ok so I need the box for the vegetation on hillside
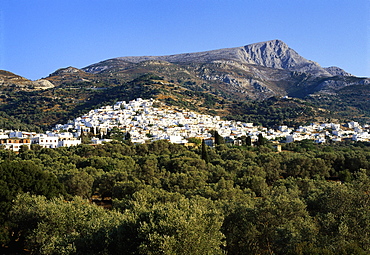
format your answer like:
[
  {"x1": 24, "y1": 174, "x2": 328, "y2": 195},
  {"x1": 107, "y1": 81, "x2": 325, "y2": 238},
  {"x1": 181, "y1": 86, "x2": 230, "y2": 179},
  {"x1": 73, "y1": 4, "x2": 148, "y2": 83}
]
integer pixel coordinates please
[
  {"x1": 1, "y1": 71, "x2": 366, "y2": 132},
  {"x1": 2, "y1": 49, "x2": 370, "y2": 133},
  {"x1": 227, "y1": 97, "x2": 325, "y2": 127},
  {"x1": 307, "y1": 84, "x2": 370, "y2": 123}
]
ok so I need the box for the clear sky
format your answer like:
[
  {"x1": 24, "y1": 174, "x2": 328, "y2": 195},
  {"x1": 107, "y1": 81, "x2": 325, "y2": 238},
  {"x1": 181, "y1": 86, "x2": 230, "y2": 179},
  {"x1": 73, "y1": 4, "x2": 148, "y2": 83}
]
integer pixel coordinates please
[{"x1": 1, "y1": 0, "x2": 369, "y2": 80}]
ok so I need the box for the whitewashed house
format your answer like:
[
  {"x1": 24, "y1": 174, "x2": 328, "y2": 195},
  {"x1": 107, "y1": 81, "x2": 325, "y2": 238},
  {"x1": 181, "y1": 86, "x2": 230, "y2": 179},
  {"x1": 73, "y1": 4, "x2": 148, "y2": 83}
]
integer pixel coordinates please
[{"x1": 32, "y1": 134, "x2": 59, "y2": 148}]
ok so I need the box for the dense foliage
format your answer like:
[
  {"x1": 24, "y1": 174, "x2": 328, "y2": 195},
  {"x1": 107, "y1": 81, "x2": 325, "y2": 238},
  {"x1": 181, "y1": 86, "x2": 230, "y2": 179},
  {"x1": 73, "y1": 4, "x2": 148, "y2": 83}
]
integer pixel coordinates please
[
  {"x1": 1, "y1": 140, "x2": 370, "y2": 254},
  {"x1": 228, "y1": 97, "x2": 321, "y2": 127}
]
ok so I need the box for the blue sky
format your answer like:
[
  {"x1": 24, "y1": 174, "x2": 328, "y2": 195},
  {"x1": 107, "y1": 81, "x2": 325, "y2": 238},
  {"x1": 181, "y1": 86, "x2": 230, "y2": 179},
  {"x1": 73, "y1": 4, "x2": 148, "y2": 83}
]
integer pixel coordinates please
[{"x1": 1, "y1": 0, "x2": 369, "y2": 80}]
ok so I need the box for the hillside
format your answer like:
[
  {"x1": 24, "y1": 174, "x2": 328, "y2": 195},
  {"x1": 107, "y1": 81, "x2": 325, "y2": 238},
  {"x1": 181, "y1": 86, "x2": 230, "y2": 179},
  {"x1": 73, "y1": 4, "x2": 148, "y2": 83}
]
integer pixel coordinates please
[
  {"x1": 0, "y1": 39, "x2": 369, "y2": 129},
  {"x1": 82, "y1": 40, "x2": 369, "y2": 103},
  {"x1": 0, "y1": 70, "x2": 54, "y2": 90},
  {"x1": 98, "y1": 40, "x2": 334, "y2": 76}
]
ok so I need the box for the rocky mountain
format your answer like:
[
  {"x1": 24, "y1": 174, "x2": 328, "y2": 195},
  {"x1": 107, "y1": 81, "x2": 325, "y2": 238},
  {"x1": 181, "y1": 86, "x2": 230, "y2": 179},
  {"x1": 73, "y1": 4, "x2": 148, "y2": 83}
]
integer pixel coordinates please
[
  {"x1": 81, "y1": 40, "x2": 368, "y2": 100},
  {"x1": 86, "y1": 40, "x2": 331, "y2": 76},
  {"x1": 0, "y1": 39, "x2": 369, "y2": 129}
]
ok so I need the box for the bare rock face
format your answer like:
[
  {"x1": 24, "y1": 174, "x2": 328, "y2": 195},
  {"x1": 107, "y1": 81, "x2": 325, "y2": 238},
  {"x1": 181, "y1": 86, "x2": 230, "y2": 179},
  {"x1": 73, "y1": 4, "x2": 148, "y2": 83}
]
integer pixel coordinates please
[
  {"x1": 32, "y1": 79, "x2": 55, "y2": 89},
  {"x1": 324, "y1": 66, "x2": 353, "y2": 76},
  {"x1": 241, "y1": 40, "x2": 331, "y2": 76}
]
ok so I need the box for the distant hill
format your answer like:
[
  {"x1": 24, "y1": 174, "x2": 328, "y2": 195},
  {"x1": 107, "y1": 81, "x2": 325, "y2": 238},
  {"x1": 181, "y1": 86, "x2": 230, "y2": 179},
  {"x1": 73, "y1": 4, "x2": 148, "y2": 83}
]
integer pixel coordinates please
[{"x1": 0, "y1": 70, "x2": 54, "y2": 90}]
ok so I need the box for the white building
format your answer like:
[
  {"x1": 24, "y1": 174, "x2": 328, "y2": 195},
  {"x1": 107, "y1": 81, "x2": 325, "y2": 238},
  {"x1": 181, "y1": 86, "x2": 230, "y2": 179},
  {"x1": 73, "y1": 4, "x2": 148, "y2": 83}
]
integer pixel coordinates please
[
  {"x1": 58, "y1": 138, "x2": 81, "y2": 147},
  {"x1": 0, "y1": 137, "x2": 31, "y2": 152},
  {"x1": 32, "y1": 134, "x2": 59, "y2": 148}
]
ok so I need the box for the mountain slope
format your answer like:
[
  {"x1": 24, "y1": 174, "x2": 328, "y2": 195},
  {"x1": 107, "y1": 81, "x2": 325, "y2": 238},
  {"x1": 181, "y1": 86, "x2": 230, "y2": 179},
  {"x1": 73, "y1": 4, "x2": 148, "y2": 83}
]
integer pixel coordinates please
[
  {"x1": 0, "y1": 39, "x2": 369, "y2": 129},
  {"x1": 83, "y1": 40, "x2": 367, "y2": 99},
  {"x1": 242, "y1": 40, "x2": 331, "y2": 76},
  {"x1": 0, "y1": 70, "x2": 54, "y2": 90}
]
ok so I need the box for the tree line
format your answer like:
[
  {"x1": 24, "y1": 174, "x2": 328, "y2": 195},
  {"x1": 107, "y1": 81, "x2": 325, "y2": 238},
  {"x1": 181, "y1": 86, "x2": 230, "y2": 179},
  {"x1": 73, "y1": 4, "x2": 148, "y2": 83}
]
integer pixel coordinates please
[{"x1": 1, "y1": 139, "x2": 370, "y2": 254}]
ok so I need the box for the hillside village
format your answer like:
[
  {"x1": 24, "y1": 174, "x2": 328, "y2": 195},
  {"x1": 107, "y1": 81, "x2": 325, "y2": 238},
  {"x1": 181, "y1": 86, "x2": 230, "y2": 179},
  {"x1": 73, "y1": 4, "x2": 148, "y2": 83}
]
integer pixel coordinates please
[{"x1": 1, "y1": 98, "x2": 370, "y2": 152}]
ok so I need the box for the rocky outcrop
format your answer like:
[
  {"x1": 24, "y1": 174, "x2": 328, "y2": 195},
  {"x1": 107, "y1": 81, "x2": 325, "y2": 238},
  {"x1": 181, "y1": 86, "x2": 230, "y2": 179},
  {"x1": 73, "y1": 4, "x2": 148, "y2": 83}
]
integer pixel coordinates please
[
  {"x1": 32, "y1": 79, "x2": 55, "y2": 89},
  {"x1": 241, "y1": 40, "x2": 332, "y2": 76},
  {"x1": 324, "y1": 66, "x2": 353, "y2": 77}
]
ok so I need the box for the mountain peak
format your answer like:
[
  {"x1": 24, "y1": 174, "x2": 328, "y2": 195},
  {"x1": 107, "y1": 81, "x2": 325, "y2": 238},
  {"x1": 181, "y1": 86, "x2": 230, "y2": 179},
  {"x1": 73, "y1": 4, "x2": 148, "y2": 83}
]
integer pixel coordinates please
[
  {"x1": 248, "y1": 39, "x2": 287, "y2": 47},
  {"x1": 49, "y1": 66, "x2": 84, "y2": 77},
  {"x1": 241, "y1": 40, "x2": 331, "y2": 76}
]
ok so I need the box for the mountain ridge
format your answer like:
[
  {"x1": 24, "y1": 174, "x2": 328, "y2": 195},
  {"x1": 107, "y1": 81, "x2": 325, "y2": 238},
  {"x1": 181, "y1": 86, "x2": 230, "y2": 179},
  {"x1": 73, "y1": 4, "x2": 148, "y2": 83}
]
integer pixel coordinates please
[
  {"x1": 84, "y1": 39, "x2": 349, "y2": 77},
  {"x1": 80, "y1": 39, "x2": 366, "y2": 102}
]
